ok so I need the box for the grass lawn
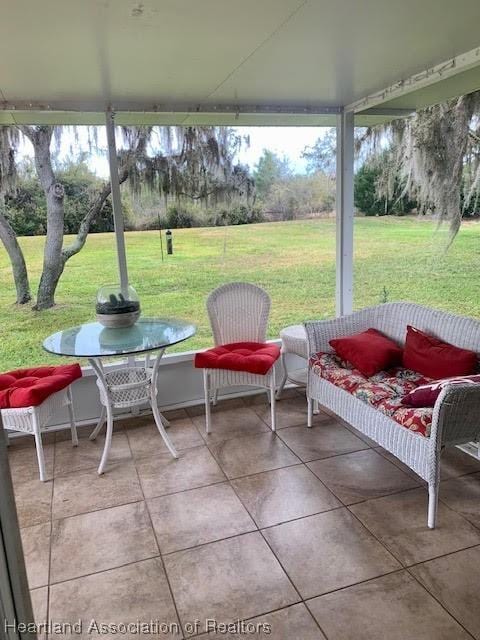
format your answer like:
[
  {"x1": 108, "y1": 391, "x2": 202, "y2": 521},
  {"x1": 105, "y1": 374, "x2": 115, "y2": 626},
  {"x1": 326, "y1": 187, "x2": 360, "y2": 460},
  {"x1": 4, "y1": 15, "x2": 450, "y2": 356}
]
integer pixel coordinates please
[{"x1": 0, "y1": 217, "x2": 479, "y2": 370}]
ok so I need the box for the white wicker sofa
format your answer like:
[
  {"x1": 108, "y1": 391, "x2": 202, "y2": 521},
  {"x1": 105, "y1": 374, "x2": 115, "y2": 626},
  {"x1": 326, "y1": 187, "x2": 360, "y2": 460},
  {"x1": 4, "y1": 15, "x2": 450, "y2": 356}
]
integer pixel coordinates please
[{"x1": 305, "y1": 302, "x2": 480, "y2": 529}]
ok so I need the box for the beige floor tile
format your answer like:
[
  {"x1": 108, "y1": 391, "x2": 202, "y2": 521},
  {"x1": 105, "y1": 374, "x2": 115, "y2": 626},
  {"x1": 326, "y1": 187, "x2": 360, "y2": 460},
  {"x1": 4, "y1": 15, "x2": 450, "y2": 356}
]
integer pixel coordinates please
[
  {"x1": 186, "y1": 398, "x2": 245, "y2": 417},
  {"x1": 308, "y1": 570, "x2": 470, "y2": 640},
  {"x1": 245, "y1": 388, "x2": 299, "y2": 405},
  {"x1": 52, "y1": 460, "x2": 143, "y2": 519},
  {"x1": 136, "y1": 445, "x2": 226, "y2": 499},
  {"x1": 54, "y1": 423, "x2": 107, "y2": 443},
  {"x1": 231, "y1": 465, "x2": 340, "y2": 528},
  {"x1": 263, "y1": 509, "x2": 399, "y2": 599},
  {"x1": 162, "y1": 408, "x2": 190, "y2": 421},
  {"x1": 192, "y1": 405, "x2": 270, "y2": 444},
  {"x1": 164, "y1": 532, "x2": 299, "y2": 636},
  {"x1": 251, "y1": 395, "x2": 330, "y2": 430},
  {"x1": 342, "y1": 422, "x2": 378, "y2": 447},
  {"x1": 440, "y1": 472, "x2": 480, "y2": 527},
  {"x1": 126, "y1": 416, "x2": 204, "y2": 458},
  {"x1": 14, "y1": 477, "x2": 53, "y2": 527},
  {"x1": 277, "y1": 422, "x2": 368, "y2": 462},
  {"x1": 21, "y1": 522, "x2": 50, "y2": 589},
  {"x1": 148, "y1": 482, "x2": 256, "y2": 554},
  {"x1": 350, "y1": 487, "x2": 480, "y2": 566},
  {"x1": 308, "y1": 449, "x2": 419, "y2": 505},
  {"x1": 50, "y1": 501, "x2": 158, "y2": 583},
  {"x1": 196, "y1": 603, "x2": 326, "y2": 639},
  {"x1": 375, "y1": 447, "x2": 424, "y2": 482},
  {"x1": 8, "y1": 442, "x2": 54, "y2": 482},
  {"x1": 30, "y1": 587, "x2": 48, "y2": 640},
  {"x1": 49, "y1": 558, "x2": 181, "y2": 639},
  {"x1": 410, "y1": 546, "x2": 480, "y2": 640},
  {"x1": 54, "y1": 432, "x2": 131, "y2": 477},
  {"x1": 440, "y1": 447, "x2": 480, "y2": 479},
  {"x1": 209, "y1": 433, "x2": 300, "y2": 479}
]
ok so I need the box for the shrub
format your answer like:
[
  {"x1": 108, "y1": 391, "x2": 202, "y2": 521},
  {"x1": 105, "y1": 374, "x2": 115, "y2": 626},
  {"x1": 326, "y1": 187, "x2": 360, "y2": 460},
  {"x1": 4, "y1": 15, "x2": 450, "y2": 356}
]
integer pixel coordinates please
[{"x1": 166, "y1": 203, "x2": 202, "y2": 228}]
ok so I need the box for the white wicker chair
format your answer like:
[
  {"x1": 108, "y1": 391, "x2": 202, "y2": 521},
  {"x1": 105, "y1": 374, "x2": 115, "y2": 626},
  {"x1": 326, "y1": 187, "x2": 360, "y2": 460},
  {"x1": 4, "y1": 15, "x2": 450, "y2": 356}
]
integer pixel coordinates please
[
  {"x1": 201, "y1": 282, "x2": 278, "y2": 433},
  {"x1": 305, "y1": 302, "x2": 480, "y2": 529},
  {"x1": 2, "y1": 387, "x2": 78, "y2": 481}
]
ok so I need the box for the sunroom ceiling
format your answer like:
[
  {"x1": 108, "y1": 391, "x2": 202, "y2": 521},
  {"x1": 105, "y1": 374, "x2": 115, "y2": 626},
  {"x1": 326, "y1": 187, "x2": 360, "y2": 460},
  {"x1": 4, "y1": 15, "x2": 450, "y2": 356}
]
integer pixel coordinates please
[{"x1": 1, "y1": 0, "x2": 480, "y2": 125}]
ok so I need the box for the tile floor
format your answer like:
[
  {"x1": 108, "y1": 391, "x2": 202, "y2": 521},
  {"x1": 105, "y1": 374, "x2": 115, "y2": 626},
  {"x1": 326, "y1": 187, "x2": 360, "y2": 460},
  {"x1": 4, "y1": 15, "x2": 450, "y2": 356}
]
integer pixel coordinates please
[{"x1": 8, "y1": 389, "x2": 480, "y2": 639}]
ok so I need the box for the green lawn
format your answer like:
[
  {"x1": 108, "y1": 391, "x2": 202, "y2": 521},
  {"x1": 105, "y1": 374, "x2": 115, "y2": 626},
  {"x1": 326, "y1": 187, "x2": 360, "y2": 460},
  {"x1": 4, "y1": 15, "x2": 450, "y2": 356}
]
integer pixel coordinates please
[{"x1": 1, "y1": 217, "x2": 479, "y2": 370}]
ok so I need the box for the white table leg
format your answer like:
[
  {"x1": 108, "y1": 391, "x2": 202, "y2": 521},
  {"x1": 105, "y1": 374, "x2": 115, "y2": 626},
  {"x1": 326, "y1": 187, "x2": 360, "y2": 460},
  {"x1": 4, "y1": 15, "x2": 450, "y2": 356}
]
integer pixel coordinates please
[
  {"x1": 89, "y1": 405, "x2": 106, "y2": 441},
  {"x1": 89, "y1": 358, "x2": 113, "y2": 474},
  {"x1": 150, "y1": 349, "x2": 178, "y2": 458}
]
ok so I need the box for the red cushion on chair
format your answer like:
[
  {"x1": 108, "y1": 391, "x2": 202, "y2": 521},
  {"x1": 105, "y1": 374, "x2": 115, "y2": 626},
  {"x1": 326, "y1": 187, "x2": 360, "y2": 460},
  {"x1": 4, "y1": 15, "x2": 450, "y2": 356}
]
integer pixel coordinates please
[
  {"x1": 0, "y1": 364, "x2": 82, "y2": 409},
  {"x1": 194, "y1": 342, "x2": 280, "y2": 375},
  {"x1": 329, "y1": 328, "x2": 402, "y2": 378},
  {"x1": 403, "y1": 326, "x2": 477, "y2": 379}
]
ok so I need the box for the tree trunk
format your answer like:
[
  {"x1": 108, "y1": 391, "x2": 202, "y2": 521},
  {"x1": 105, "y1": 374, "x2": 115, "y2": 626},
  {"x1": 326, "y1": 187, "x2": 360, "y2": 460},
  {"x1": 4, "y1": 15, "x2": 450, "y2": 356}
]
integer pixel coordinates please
[
  {"x1": 35, "y1": 259, "x2": 66, "y2": 310},
  {"x1": 21, "y1": 126, "x2": 65, "y2": 310},
  {"x1": 0, "y1": 199, "x2": 31, "y2": 304}
]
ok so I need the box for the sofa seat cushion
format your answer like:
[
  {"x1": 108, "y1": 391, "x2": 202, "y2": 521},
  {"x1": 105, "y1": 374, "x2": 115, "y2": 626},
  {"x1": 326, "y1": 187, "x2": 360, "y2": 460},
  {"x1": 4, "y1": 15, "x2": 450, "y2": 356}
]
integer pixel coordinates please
[
  {"x1": 310, "y1": 352, "x2": 433, "y2": 437},
  {"x1": 0, "y1": 364, "x2": 82, "y2": 409},
  {"x1": 389, "y1": 406, "x2": 433, "y2": 437},
  {"x1": 195, "y1": 341, "x2": 280, "y2": 375},
  {"x1": 310, "y1": 352, "x2": 368, "y2": 393}
]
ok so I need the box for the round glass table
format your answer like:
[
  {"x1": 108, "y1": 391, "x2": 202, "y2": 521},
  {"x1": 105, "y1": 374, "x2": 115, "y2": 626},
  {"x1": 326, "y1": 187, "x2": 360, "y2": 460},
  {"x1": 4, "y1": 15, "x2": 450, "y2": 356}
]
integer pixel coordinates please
[{"x1": 43, "y1": 317, "x2": 196, "y2": 474}]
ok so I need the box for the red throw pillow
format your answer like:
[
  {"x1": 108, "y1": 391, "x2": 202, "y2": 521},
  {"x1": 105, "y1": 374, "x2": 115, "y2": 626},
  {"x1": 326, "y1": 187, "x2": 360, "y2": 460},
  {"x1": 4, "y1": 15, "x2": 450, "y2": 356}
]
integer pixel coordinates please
[
  {"x1": 403, "y1": 374, "x2": 480, "y2": 407},
  {"x1": 403, "y1": 326, "x2": 477, "y2": 379},
  {"x1": 329, "y1": 328, "x2": 402, "y2": 378}
]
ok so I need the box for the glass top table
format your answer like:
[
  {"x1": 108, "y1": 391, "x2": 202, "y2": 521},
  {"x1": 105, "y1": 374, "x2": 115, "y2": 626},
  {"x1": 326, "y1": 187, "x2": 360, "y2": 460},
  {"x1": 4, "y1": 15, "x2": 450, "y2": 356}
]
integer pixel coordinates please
[
  {"x1": 43, "y1": 317, "x2": 196, "y2": 475},
  {"x1": 43, "y1": 317, "x2": 196, "y2": 358}
]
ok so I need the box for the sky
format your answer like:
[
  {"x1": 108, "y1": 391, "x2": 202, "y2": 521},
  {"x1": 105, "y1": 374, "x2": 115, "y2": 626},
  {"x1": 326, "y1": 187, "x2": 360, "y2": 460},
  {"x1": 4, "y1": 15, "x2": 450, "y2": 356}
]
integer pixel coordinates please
[{"x1": 19, "y1": 126, "x2": 327, "y2": 177}]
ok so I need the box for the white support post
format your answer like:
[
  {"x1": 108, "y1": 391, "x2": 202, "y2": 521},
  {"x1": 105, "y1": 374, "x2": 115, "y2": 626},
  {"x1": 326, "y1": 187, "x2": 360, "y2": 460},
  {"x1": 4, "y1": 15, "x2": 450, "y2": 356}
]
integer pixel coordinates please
[
  {"x1": 335, "y1": 110, "x2": 354, "y2": 317},
  {"x1": 105, "y1": 110, "x2": 129, "y2": 293}
]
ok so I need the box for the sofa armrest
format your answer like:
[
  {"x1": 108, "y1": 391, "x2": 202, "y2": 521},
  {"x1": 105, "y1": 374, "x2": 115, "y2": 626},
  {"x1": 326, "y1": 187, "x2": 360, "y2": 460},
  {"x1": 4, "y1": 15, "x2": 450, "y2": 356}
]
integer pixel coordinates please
[
  {"x1": 431, "y1": 383, "x2": 480, "y2": 448},
  {"x1": 304, "y1": 312, "x2": 373, "y2": 357}
]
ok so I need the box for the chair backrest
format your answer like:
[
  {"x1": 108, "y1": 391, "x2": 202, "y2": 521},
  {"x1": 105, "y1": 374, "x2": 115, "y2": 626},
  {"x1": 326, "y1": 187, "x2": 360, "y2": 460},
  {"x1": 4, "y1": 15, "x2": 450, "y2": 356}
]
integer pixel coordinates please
[
  {"x1": 206, "y1": 282, "x2": 271, "y2": 345},
  {"x1": 357, "y1": 302, "x2": 480, "y2": 355}
]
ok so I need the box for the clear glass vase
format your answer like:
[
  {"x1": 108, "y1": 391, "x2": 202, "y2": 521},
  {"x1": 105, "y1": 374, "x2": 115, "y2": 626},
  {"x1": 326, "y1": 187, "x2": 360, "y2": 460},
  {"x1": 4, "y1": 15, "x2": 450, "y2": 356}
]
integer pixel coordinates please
[{"x1": 95, "y1": 284, "x2": 141, "y2": 328}]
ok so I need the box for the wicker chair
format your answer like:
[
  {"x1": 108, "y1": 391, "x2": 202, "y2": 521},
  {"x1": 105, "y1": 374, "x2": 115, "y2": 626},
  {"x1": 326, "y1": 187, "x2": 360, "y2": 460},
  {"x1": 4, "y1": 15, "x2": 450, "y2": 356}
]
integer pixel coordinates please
[
  {"x1": 2, "y1": 387, "x2": 77, "y2": 481},
  {"x1": 305, "y1": 302, "x2": 480, "y2": 529},
  {"x1": 199, "y1": 282, "x2": 278, "y2": 433}
]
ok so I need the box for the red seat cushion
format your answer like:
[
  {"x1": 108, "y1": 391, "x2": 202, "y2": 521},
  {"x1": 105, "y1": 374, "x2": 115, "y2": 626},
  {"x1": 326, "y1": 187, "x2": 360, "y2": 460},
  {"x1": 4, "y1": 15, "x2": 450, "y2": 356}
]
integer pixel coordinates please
[
  {"x1": 329, "y1": 328, "x2": 403, "y2": 377},
  {"x1": 194, "y1": 342, "x2": 280, "y2": 375},
  {"x1": 0, "y1": 364, "x2": 82, "y2": 409},
  {"x1": 311, "y1": 352, "x2": 434, "y2": 436},
  {"x1": 403, "y1": 326, "x2": 478, "y2": 379}
]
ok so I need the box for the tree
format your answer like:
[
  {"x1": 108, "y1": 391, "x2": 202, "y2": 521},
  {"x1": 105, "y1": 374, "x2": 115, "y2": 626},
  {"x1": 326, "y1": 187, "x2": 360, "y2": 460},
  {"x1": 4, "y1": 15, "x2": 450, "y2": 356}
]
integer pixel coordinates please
[
  {"x1": 253, "y1": 150, "x2": 291, "y2": 201},
  {"x1": 0, "y1": 125, "x2": 251, "y2": 309},
  {"x1": 363, "y1": 90, "x2": 480, "y2": 244},
  {"x1": 301, "y1": 128, "x2": 336, "y2": 176},
  {"x1": 0, "y1": 127, "x2": 31, "y2": 304},
  {"x1": 5, "y1": 160, "x2": 116, "y2": 236},
  {"x1": 354, "y1": 157, "x2": 417, "y2": 216},
  {"x1": 266, "y1": 172, "x2": 335, "y2": 220},
  {"x1": 354, "y1": 163, "x2": 381, "y2": 215}
]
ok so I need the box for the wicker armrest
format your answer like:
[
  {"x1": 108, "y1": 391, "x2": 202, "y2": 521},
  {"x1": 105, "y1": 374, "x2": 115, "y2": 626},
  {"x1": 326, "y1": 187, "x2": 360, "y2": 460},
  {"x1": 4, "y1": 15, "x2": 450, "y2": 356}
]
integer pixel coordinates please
[
  {"x1": 431, "y1": 383, "x2": 480, "y2": 447},
  {"x1": 304, "y1": 313, "x2": 373, "y2": 357}
]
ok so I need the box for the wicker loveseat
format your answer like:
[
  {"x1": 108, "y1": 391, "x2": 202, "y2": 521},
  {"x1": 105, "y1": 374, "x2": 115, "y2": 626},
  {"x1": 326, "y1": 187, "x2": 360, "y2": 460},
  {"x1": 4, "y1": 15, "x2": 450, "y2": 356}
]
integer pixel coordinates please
[{"x1": 305, "y1": 302, "x2": 480, "y2": 529}]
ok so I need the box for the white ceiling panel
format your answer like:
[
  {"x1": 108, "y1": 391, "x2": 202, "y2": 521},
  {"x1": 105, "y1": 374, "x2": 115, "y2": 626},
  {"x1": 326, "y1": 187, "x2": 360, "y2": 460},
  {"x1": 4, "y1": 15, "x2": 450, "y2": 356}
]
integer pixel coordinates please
[{"x1": 1, "y1": 0, "x2": 480, "y2": 124}]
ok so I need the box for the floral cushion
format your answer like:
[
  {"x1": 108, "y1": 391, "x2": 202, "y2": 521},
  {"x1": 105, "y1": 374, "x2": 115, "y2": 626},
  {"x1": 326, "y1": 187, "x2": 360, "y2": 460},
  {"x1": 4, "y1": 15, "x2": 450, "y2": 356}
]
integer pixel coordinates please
[
  {"x1": 310, "y1": 353, "x2": 367, "y2": 393},
  {"x1": 311, "y1": 352, "x2": 434, "y2": 437}
]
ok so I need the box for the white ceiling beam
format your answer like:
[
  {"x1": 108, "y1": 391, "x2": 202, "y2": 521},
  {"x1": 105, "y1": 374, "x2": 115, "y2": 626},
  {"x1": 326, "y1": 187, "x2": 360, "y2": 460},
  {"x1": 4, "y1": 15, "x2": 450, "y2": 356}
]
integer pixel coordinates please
[
  {"x1": 0, "y1": 101, "x2": 342, "y2": 116},
  {"x1": 346, "y1": 45, "x2": 480, "y2": 114}
]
